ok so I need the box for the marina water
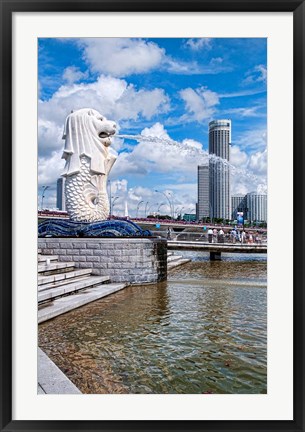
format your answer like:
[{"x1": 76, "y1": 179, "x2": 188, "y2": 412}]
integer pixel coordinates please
[{"x1": 39, "y1": 252, "x2": 267, "y2": 394}]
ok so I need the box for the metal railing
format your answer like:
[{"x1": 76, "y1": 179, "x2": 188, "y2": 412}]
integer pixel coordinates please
[{"x1": 150, "y1": 230, "x2": 267, "y2": 244}]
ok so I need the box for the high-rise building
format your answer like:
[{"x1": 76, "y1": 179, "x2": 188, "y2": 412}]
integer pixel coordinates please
[
  {"x1": 231, "y1": 195, "x2": 248, "y2": 220},
  {"x1": 246, "y1": 192, "x2": 267, "y2": 222},
  {"x1": 56, "y1": 177, "x2": 66, "y2": 211},
  {"x1": 197, "y1": 165, "x2": 209, "y2": 220},
  {"x1": 209, "y1": 119, "x2": 231, "y2": 220}
]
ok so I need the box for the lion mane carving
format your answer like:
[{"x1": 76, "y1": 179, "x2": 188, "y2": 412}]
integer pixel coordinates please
[{"x1": 62, "y1": 108, "x2": 117, "y2": 222}]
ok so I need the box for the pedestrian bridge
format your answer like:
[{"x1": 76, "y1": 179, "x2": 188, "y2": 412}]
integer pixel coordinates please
[{"x1": 167, "y1": 240, "x2": 267, "y2": 260}]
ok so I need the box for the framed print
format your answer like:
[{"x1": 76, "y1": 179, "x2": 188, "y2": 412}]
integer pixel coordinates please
[{"x1": 1, "y1": 1, "x2": 304, "y2": 431}]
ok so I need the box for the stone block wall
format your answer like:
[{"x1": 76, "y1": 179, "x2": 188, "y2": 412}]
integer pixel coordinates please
[{"x1": 38, "y1": 237, "x2": 167, "y2": 284}]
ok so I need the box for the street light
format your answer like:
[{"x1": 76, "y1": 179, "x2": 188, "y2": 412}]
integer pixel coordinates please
[
  {"x1": 107, "y1": 180, "x2": 112, "y2": 217},
  {"x1": 155, "y1": 190, "x2": 173, "y2": 219},
  {"x1": 187, "y1": 207, "x2": 195, "y2": 222},
  {"x1": 157, "y1": 202, "x2": 166, "y2": 213},
  {"x1": 111, "y1": 196, "x2": 119, "y2": 216},
  {"x1": 144, "y1": 201, "x2": 150, "y2": 218},
  {"x1": 174, "y1": 206, "x2": 180, "y2": 218},
  {"x1": 136, "y1": 200, "x2": 144, "y2": 218},
  {"x1": 147, "y1": 202, "x2": 158, "y2": 216},
  {"x1": 179, "y1": 207, "x2": 185, "y2": 220},
  {"x1": 41, "y1": 185, "x2": 49, "y2": 210}
]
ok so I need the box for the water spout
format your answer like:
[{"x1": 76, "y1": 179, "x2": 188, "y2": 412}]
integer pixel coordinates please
[{"x1": 117, "y1": 134, "x2": 267, "y2": 192}]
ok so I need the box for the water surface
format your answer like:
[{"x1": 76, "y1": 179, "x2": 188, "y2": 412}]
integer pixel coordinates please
[{"x1": 39, "y1": 253, "x2": 267, "y2": 394}]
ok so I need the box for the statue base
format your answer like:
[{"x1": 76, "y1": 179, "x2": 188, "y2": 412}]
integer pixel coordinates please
[{"x1": 38, "y1": 218, "x2": 151, "y2": 238}]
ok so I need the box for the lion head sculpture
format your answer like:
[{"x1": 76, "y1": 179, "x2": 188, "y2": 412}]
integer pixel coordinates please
[
  {"x1": 61, "y1": 108, "x2": 118, "y2": 222},
  {"x1": 62, "y1": 108, "x2": 117, "y2": 176}
]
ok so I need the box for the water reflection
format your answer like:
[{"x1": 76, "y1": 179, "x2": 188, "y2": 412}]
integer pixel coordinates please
[{"x1": 39, "y1": 254, "x2": 267, "y2": 394}]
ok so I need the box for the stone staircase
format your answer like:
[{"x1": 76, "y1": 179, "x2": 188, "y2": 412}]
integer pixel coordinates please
[
  {"x1": 38, "y1": 250, "x2": 127, "y2": 324},
  {"x1": 167, "y1": 252, "x2": 190, "y2": 270}
]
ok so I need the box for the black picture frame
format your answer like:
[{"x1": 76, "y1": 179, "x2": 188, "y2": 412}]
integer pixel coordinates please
[{"x1": 1, "y1": 1, "x2": 304, "y2": 431}]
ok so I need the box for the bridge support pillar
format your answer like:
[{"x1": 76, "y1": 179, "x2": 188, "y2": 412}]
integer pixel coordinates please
[{"x1": 210, "y1": 251, "x2": 221, "y2": 261}]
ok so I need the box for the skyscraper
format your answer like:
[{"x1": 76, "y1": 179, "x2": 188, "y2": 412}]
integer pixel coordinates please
[
  {"x1": 209, "y1": 119, "x2": 231, "y2": 220},
  {"x1": 246, "y1": 192, "x2": 267, "y2": 222},
  {"x1": 197, "y1": 165, "x2": 209, "y2": 220},
  {"x1": 231, "y1": 193, "x2": 267, "y2": 222},
  {"x1": 231, "y1": 195, "x2": 247, "y2": 220},
  {"x1": 56, "y1": 177, "x2": 66, "y2": 211}
]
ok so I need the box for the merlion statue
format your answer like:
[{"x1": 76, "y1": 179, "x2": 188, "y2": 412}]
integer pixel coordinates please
[{"x1": 61, "y1": 108, "x2": 117, "y2": 222}]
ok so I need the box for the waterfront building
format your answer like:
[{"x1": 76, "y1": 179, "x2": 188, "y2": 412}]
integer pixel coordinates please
[
  {"x1": 56, "y1": 177, "x2": 66, "y2": 211},
  {"x1": 246, "y1": 192, "x2": 267, "y2": 222},
  {"x1": 197, "y1": 165, "x2": 209, "y2": 220},
  {"x1": 209, "y1": 119, "x2": 231, "y2": 220},
  {"x1": 231, "y1": 195, "x2": 248, "y2": 220}
]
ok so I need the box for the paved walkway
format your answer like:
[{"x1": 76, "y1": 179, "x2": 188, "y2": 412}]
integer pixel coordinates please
[{"x1": 38, "y1": 348, "x2": 81, "y2": 394}]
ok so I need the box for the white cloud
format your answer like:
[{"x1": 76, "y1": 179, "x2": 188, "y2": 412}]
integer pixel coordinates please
[
  {"x1": 243, "y1": 64, "x2": 267, "y2": 85},
  {"x1": 77, "y1": 38, "x2": 228, "y2": 78},
  {"x1": 111, "y1": 122, "x2": 206, "y2": 179},
  {"x1": 230, "y1": 145, "x2": 267, "y2": 195},
  {"x1": 62, "y1": 66, "x2": 89, "y2": 84},
  {"x1": 185, "y1": 38, "x2": 212, "y2": 50},
  {"x1": 38, "y1": 149, "x2": 65, "y2": 186},
  {"x1": 230, "y1": 145, "x2": 248, "y2": 167},
  {"x1": 164, "y1": 56, "x2": 230, "y2": 75},
  {"x1": 39, "y1": 75, "x2": 169, "y2": 127},
  {"x1": 38, "y1": 119, "x2": 64, "y2": 156},
  {"x1": 248, "y1": 149, "x2": 267, "y2": 175},
  {"x1": 78, "y1": 38, "x2": 165, "y2": 77},
  {"x1": 179, "y1": 87, "x2": 219, "y2": 122},
  {"x1": 234, "y1": 128, "x2": 267, "y2": 152},
  {"x1": 224, "y1": 106, "x2": 264, "y2": 118}
]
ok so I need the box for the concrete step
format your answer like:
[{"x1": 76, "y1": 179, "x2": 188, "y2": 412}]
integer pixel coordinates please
[
  {"x1": 38, "y1": 348, "x2": 81, "y2": 394},
  {"x1": 38, "y1": 262, "x2": 75, "y2": 276},
  {"x1": 38, "y1": 283, "x2": 128, "y2": 323},
  {"x1": 167, "y1": 254, "x2": 183, "y2": 263},
  {"x1": 38, "y1": 275, "x2": 111, "y2": 303},
  {"x1": 38, "y1": 268, "x2": 93, "y2": 289},
  {"x1": 38, "y1": 248, "x2": 42, "y2": 254},
  {"x1": 167, "y1": 252, "x2": 174, "y2": 257},
  {"x1": 168, "y1": 258, "x2": 191, "y2": 270},
  {"x1": 38, "y1": 255, "x2": 59, "y2": 263}
]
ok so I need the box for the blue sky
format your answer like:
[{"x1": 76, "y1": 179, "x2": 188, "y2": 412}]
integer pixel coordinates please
[{"x1": 38, "y1": 37, "x2": 267, "y2": 216}]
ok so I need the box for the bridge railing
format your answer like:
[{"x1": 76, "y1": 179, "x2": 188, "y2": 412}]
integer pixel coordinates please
[{"x1": 150, "y1": 230, "x2": 267, "y2": 245}]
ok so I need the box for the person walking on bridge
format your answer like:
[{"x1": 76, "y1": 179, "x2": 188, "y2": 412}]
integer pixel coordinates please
[{"x1": 167, "y1": 227, "x2": 172, "y2": 240}]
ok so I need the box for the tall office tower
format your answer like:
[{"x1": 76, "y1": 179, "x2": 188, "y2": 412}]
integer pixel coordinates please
[
  {"x1": 197, "y1": 165, "x2": 209, "y2": 220},
  {"x1": 246, "y1": 192, "x2": 267, "y2": 222},
  {"x1": 56, "y1": 177, "x2": 66, "y2": 211},
  {"x1": 231, "y1": 195, "x2": 247, "y2": 220},
  {"x1": 209, "y1": 119, "x2": 231, "y2": 220}
]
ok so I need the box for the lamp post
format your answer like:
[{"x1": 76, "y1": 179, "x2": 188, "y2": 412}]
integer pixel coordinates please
[
  {"x1": 136, "y1": 200, "x2": 144, "y2": 218},
  {"x1": 107, "y1": 180, "x2": 112, "y2": 217},
  {"x1": 157, "y1": 203, "x2": 166, "y2": 218},
  {"x1": 41, "y1": 185, "x2": 49, "y2": 210},
  {"x1": 144, "y1": 201, "x2": 150, "y2": 218},
  {"x1": 147, "y1": 202, "x2": 158, "y2": 216},
  {"x1": 174, "y1": 206, "x2": 181, "y2": 219},
  {"x1": 155, "y1": 190, "x2": 173, "y2": 219},
  {"x1": 179, "y1": 207, "x2": 185, "y2": 220},
  {"x1": 111, "y1": 196, "x2": 119, "y2": 216}
]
